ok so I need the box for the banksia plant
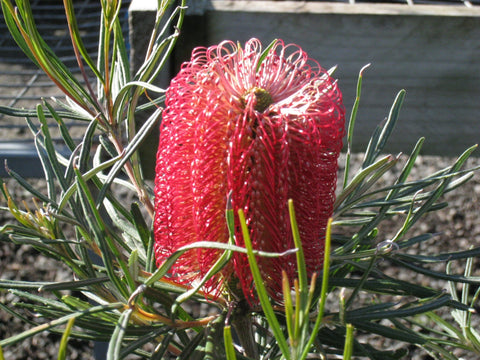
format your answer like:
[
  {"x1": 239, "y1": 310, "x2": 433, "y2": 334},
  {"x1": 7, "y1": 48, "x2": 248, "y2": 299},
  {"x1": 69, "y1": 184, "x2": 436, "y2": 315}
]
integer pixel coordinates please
[
  {"x1": 2, "y1": 1, "x2": 480, "y2": 359},
  {"x1": 153, "y1": 38, "x2": 345, "y2": 303}
]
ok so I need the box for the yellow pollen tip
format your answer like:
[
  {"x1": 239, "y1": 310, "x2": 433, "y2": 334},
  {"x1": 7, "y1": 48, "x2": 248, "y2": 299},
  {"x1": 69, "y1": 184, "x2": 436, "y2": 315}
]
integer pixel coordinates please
[{"x1": 243, "y1": 87, "x2": 273, "y2": 112}]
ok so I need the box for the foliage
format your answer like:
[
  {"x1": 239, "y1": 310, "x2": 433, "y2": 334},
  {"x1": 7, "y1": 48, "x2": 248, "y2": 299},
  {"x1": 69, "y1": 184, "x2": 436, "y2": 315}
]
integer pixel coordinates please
[{"x1": 0, "y1": 1, "x2": 479, "y2": 359}]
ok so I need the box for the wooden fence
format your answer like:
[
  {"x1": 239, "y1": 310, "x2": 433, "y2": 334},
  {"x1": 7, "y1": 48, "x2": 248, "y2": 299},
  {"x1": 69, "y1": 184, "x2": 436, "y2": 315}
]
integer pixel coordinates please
[{"x1": 130, "y1": 0, "x2": 480, "y2": 158}]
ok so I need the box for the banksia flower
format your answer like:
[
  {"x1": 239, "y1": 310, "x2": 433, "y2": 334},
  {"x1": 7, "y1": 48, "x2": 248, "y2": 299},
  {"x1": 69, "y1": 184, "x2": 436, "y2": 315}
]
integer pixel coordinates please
[{"x1": 154, "y1": 38, "x2": 345, "y2": 303}]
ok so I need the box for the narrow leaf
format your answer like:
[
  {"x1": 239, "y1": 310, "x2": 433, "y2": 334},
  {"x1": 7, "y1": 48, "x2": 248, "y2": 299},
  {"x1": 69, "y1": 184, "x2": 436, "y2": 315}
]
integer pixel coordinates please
[
  {"x1": 107, "y1": 308, "x2": 133, "y2": 360},
  {"x1": 57, "y1": 317, "x2": 75, "y2": 360},
  {"x1": 224, "y1": 325, "x2": 238, "y2": 360},
  {"x1": 238, "y1": 209, "x2": 290, "y2": 359}
]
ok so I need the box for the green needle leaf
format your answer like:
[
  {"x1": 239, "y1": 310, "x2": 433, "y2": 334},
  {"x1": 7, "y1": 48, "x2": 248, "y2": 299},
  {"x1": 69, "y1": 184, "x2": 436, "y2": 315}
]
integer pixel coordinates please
[
  {"x1": 107, "y1": 308, "x2": 133, "y2": 360},
  {"x1": 343, "y1": 63, "x2": 370, "y2": 188},
  {"x1": 57, "y1": 318, "x2": 75, "y2": 360},
  {"x1": 343, "y1": 324, "x2": 355, "y2": 360},
  {"x1": 301, "y1": 218, "x2": 333, "y2": 360},
  {"x1": 238, "y1": 209, "x2": 290, "y2": 360},
  {"x1": 288, "y1": 200, "x2": 307, "y2": 296},
  {"x1": 224, "y1": 325, "x2": 238, "y2": 360}
]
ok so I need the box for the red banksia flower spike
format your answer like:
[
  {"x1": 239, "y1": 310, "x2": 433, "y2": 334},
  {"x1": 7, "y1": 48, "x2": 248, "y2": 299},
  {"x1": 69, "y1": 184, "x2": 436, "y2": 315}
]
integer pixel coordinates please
[{"x1": 154, "y1": 38, "x2": 345, "y2": 303}]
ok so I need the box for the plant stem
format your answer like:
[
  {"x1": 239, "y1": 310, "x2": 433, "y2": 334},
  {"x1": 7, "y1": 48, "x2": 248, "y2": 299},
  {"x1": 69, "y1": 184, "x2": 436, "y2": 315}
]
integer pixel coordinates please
[
  {"x1": 232, "y1": 309, "x2": 258, "y2": 359},
  {"x1": 109, "y1": 135, "x2": 155, "y2": 218},
  {"x1": 229, "y1": 298, "x2": 258, "y2": 359}
]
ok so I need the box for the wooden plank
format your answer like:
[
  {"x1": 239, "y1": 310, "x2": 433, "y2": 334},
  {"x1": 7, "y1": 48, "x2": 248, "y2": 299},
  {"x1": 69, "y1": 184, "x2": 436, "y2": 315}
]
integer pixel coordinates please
[
  {"x1": 205, "y1": 1, "x2": 480, "y2": 17},
  {"x1": 0, "y1": 142, "x2": 43, "y2": 178},
  {"x1": 0, "y1": 142, "x2": 71, "y2": 178}
]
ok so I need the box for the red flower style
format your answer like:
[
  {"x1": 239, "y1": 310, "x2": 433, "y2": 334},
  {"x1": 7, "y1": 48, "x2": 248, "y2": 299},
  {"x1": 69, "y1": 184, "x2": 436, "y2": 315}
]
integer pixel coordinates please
[{"x1": 153, "y1": 38, "x2": 345, "y2": 303}]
